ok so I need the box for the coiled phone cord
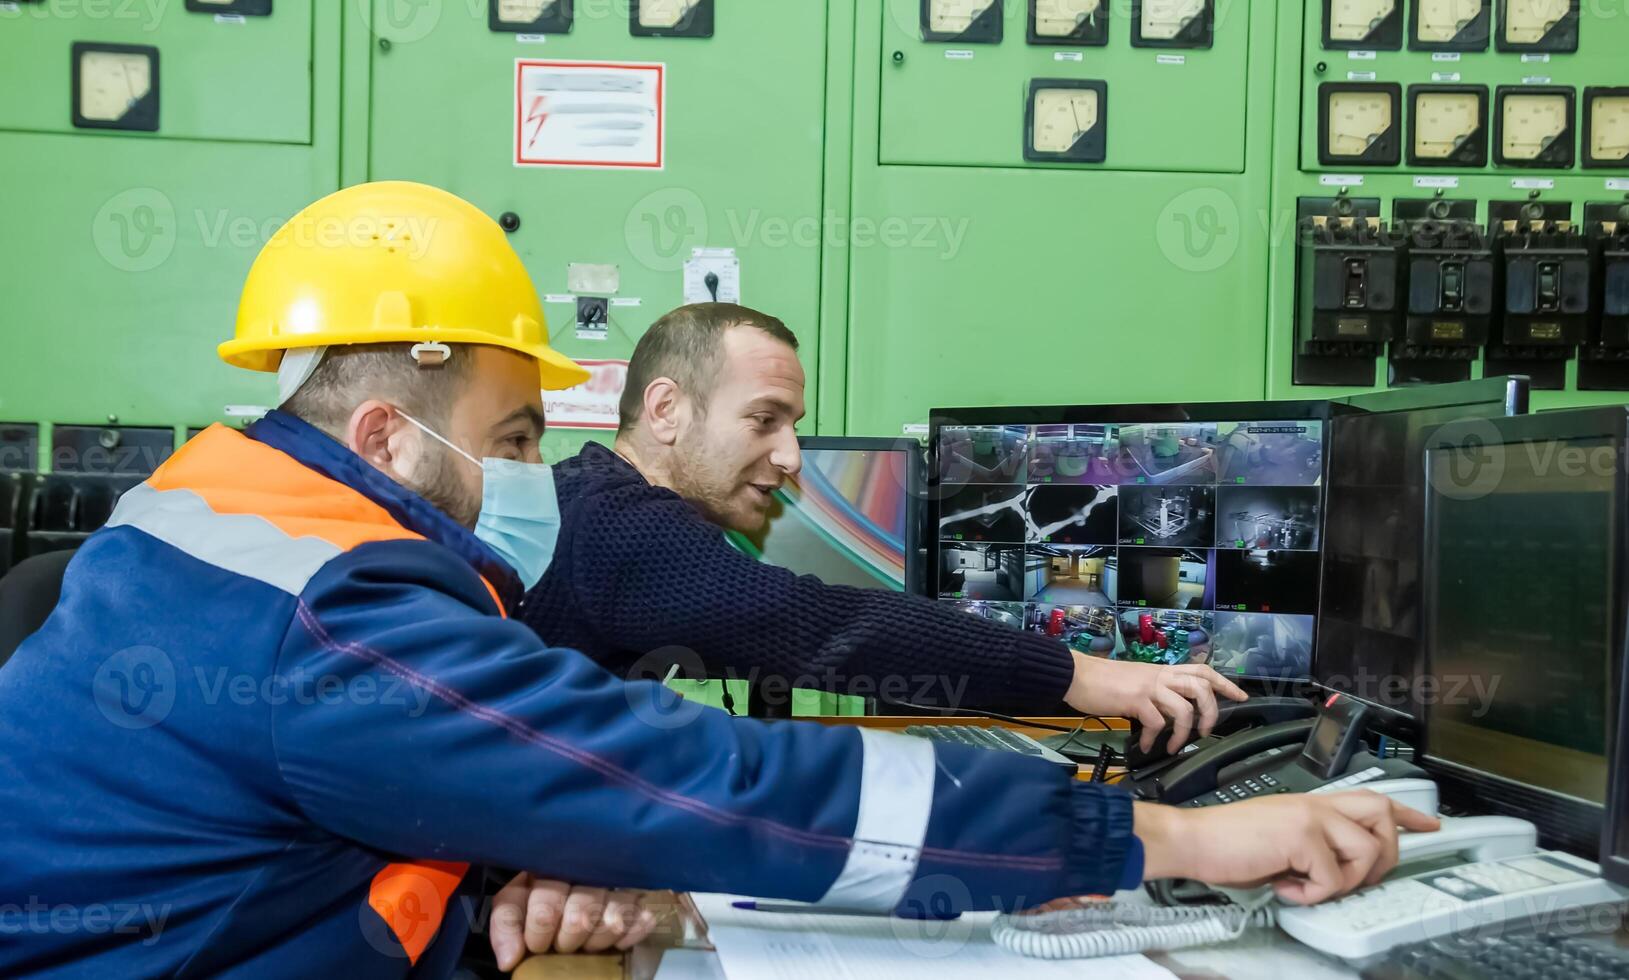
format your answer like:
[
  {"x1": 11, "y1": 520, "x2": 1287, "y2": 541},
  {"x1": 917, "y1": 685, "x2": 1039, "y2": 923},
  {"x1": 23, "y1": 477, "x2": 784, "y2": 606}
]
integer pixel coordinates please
[{"x1": 989, "y1": 895, "x2": 1278, "y2": 960}]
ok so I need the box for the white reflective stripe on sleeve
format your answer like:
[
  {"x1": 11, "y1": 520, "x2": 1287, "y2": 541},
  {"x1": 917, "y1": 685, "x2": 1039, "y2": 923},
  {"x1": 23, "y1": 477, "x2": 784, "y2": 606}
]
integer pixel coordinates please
[
  {"x1": 817, "y1": 727, "x2": 937, "y2": 910},
  {"x1": 106, "y1": 484, "x2": 342, "y2": 596}
]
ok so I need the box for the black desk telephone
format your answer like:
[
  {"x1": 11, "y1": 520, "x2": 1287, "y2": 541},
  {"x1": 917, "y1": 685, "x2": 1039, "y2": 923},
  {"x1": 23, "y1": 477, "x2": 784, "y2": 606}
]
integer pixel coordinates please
[
  {"x1": 1121, "y1": 695, "x2": 1319, "y2": 772},
  {"x1": 1132, "y1": 694, "x2": 1425, "y2": 806}
]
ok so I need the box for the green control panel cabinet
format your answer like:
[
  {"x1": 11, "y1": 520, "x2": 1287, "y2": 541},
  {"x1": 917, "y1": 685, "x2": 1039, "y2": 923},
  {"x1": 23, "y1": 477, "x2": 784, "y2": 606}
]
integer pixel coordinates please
[
  {"x1": 1265, "y1": 0, "x2": 1629, "y2": 408},
  {"x1": 3, "y1": 0, "x2": 1627, "y2": 477}
]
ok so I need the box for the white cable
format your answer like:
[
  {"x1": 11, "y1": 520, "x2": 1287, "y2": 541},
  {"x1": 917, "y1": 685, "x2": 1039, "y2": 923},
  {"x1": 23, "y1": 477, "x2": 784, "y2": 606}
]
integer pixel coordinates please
[{"x1": 990, "y1": 897, "x2": 1278, "y2": 960}]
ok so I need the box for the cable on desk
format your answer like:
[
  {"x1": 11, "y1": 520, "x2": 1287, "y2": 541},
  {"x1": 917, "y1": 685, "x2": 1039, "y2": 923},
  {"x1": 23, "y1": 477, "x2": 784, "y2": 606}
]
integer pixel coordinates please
[{"x1": 990, "y1": 894, "x2": 1278, "y2": 960}]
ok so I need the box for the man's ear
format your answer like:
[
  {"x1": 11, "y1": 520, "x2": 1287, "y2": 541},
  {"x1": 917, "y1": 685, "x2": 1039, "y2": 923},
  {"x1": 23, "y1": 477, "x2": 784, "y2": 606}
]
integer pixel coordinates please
[
  {"x1": 641, "y1": 377, "x2": 685, "y2": 447},
  {"x1": 347, "y1": 399, "x2": 402, "y2": 470}
]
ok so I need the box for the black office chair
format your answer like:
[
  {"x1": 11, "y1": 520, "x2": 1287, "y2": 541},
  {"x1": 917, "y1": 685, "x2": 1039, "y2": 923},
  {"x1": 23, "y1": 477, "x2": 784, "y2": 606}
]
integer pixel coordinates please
[
  {"x1": 0, "y1": 472, "x2": 29, "y2": 576},
  {"x1": 24, "y1": 474, "x2": 138, "y2": 558},
  {"x1": 0, "y1": 549, "x2": 74, "y2": 670}
]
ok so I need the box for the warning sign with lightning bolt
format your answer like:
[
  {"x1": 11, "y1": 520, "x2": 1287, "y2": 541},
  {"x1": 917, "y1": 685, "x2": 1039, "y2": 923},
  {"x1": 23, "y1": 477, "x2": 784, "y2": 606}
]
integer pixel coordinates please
[{"x1": 514, "y1": 60, "x2": 665, "y2": 170}]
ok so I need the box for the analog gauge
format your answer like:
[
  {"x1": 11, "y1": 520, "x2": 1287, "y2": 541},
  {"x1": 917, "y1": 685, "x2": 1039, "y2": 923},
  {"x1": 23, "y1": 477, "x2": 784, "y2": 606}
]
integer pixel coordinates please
[
  {"x1": 1029, "y1": 0, "x2": 1107, "y2": 45},
  {"x1": 1325, "y1": 0, "x2": 1401, "y2": 49},
  {"x1": 490, "y1": 0, "x2": 571, "y2": 33},
  {"x1": 630, "y1": 0, "x2": 712, "y2": 36},
  {"x1": 1132, "y1": 0, "x2": 1212, "y2": 47},
  {"x1": 1495, "y1": 87, "x2": 1575, "y2": 168},
  {"x1": 1410, "y1": 0, "x2": 1488, "y2": 49},
  {"x1": 1024, "y1": 79, "x2": 1107, "y2": 162},
  {"x1": 1319, "y1": 83, "x2": 1401, "y2": 165},
  {"x1": 922, "y1": 0, "x2": 1004, "y2": 42},
  {"x1": 184, "y1": 0, "x2": 272, "y2": 14},
  {"x1": 1497, "y1": 0, "x2": 1578, "y2": 51},
  {"x1": 1409, "y1": 86, "x2": 1488, "y2": 166},
  {"x1": 72, "y1": 43, "x2": 159, "y2": 132},
  {"x1": 1583, "y1": 88, "x2": 1629, "y2": 168}
]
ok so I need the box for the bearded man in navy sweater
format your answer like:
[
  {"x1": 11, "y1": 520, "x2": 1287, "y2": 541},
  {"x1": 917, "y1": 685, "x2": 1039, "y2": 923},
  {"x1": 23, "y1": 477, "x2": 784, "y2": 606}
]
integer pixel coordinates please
[{"x1": 518, "y1": 303, "x2": 1246, "y2": 745}]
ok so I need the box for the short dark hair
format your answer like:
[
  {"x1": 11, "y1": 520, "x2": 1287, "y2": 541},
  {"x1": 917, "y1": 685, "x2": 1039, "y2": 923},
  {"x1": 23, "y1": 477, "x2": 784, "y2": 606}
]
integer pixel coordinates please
[
  {"x1": 280, "y1": 342, "x2": 474, "y2": 438},
  {"x1": 617, "y1": 303, "x2": 798, "y2": 434}
]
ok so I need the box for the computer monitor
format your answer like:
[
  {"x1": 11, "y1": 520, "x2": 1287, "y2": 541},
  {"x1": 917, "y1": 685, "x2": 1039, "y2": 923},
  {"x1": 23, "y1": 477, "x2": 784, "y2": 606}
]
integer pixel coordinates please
[
  {"x1": 1608, "y1": 616, "x2": 1629, "y2": 887},
  {"x1": 1421, "y1": 407, "x2": 1626, "y2": 856},
  {"x1": 929, "y1": 402, "x2": 1328, "y2": 683},
  {"x1": 1314, "y1": 377, "x2": 1530, "y2": 725},
  {"x1": 728, "y1": 437, "x2": 923, "y2": 594}
]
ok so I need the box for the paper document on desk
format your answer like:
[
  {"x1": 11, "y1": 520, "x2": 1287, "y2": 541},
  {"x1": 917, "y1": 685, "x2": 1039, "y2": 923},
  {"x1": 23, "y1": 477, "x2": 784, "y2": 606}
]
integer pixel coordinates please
[{"x1": 692, "y1": 894, "x2": 1175, "y2": 980}]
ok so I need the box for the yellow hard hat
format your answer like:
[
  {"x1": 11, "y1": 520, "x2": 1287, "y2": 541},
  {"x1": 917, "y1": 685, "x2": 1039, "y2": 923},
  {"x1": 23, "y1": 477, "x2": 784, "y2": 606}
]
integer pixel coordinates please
[{"x1": 219, "y1": 181, "x2": 588, "y2": 390}]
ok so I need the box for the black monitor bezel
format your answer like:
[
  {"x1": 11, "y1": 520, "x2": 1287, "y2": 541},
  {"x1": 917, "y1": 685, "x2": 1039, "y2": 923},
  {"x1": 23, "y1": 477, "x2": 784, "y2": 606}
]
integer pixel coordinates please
[
  {"x1": 1610, "y1": 578, "x2": 1629, "y2": 886},
  {"x1": 928, "y1": 400, "x2": 1330, "y2": 687},
  {"x1": 1419, "y1": 407, "x2": 1628, "y2": 856},
  {"x1": 1309, "y1": 376, "x2": 1531, "y2": 729},
  {"x1": 793, "y1": 436, "x2": 927, "y2": 597}
]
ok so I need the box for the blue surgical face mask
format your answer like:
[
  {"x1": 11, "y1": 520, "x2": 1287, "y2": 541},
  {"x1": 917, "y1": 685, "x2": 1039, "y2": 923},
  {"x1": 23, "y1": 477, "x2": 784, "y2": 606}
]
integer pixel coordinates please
[{"x1": 399, "y1": 412, "x2": 561, "y2": 589}]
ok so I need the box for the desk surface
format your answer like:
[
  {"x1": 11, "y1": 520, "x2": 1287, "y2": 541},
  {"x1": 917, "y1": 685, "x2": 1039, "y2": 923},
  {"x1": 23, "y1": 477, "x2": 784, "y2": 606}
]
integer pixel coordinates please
[{"x1": 524, "y1": 913, "x2": 1365, "y2": 980}]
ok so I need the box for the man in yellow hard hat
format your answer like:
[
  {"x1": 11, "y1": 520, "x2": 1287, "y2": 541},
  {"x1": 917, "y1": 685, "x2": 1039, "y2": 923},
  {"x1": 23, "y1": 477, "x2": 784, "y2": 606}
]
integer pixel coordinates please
[{"x1": 0, "y1": 181, "x2": 1435, "y2": 977}]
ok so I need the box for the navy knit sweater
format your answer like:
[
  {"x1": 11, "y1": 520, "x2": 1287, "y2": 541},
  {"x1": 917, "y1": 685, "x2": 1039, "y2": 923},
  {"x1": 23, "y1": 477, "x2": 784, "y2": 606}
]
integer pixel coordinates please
[{"x1": 517, "y1": 443, "x2": 1077, "y2": 713}]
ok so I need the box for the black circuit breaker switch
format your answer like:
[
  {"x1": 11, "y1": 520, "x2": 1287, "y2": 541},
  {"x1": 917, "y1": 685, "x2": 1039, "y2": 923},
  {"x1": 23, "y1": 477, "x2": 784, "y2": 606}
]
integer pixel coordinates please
[
  {"x1": 1390, "y1": 199, "x2": 1494, "y2": 385},
  {"x1": 1486, "y1": 201, "x2": 1591, "y2": 390},
  {"x1": 1295, "y1": 197, "x2": 1403, "y2": 387},
  {"x1": 1578, "y1": 203, "x2": 1629, "y2": 391},
  {"x1": 575, "y1": 296, "x2": 610, "y2": 341}
]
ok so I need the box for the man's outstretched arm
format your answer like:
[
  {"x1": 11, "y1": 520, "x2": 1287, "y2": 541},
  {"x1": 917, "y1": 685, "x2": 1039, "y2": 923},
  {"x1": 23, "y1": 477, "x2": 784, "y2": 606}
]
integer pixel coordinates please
[{"x1": 554, "y1": 486, "x2": 1245, "y2": 738}]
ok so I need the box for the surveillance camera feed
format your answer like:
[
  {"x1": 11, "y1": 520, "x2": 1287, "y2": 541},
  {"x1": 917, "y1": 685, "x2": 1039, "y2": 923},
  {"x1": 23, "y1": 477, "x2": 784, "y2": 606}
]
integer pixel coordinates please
[{"x1": 939, "y1": 418, "x2": 1323, "y2": 681}]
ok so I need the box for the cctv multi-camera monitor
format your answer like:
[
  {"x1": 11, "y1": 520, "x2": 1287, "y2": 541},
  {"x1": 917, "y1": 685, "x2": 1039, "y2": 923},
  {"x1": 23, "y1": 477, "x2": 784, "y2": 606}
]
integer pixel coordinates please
[
  {"x1": 927, "y1": 378, "x2": 1529, "y2": 695},
  {"x1": 1311, "y1": 376, "x2": 1531, "y2": 728},
  {"x1": 930, "y1": 402, "x2": 1329, "y2": 685},
  {"x1": 728, "y1": 436, "x2": 925, "y2": 595},
  {"x1": 1421, "y1": 407, "x2": 1626, "y2": 857}
]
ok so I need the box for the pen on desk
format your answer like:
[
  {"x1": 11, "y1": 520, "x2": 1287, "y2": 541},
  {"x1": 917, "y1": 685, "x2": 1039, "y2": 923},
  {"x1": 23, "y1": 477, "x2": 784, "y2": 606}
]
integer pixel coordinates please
[{"x1": 730, "y1": 901, "x2": 961, "y2": 921}]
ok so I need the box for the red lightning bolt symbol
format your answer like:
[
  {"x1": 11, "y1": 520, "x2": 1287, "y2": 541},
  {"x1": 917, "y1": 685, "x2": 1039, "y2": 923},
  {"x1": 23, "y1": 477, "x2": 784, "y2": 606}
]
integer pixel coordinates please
[{"x1": 526, "y1": 95, "x2": 549, "y2": 148}]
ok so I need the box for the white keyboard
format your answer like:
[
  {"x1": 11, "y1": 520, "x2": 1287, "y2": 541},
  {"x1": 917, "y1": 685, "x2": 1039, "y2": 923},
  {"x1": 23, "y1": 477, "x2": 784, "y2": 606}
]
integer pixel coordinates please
[{"x1": 1278, "y1": 850, "x2": 1629, "y2": 961}]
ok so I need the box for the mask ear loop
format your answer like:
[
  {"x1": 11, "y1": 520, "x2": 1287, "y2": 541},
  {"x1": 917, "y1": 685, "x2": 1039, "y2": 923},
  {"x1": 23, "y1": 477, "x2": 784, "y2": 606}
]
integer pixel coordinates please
[{"x1": 397, "y1": 410, "x2": 482, "y2": 469}]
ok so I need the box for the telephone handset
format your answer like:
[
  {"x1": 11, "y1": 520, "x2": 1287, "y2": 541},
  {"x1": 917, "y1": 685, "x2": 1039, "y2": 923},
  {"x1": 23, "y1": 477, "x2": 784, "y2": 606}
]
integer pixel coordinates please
[
  {"x1": 1143, "y1": 694, "x2": 1424, "y2": 805},
  {"x1": 1121, "y1": 695, "x2": 1318, "y2": 773}
]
